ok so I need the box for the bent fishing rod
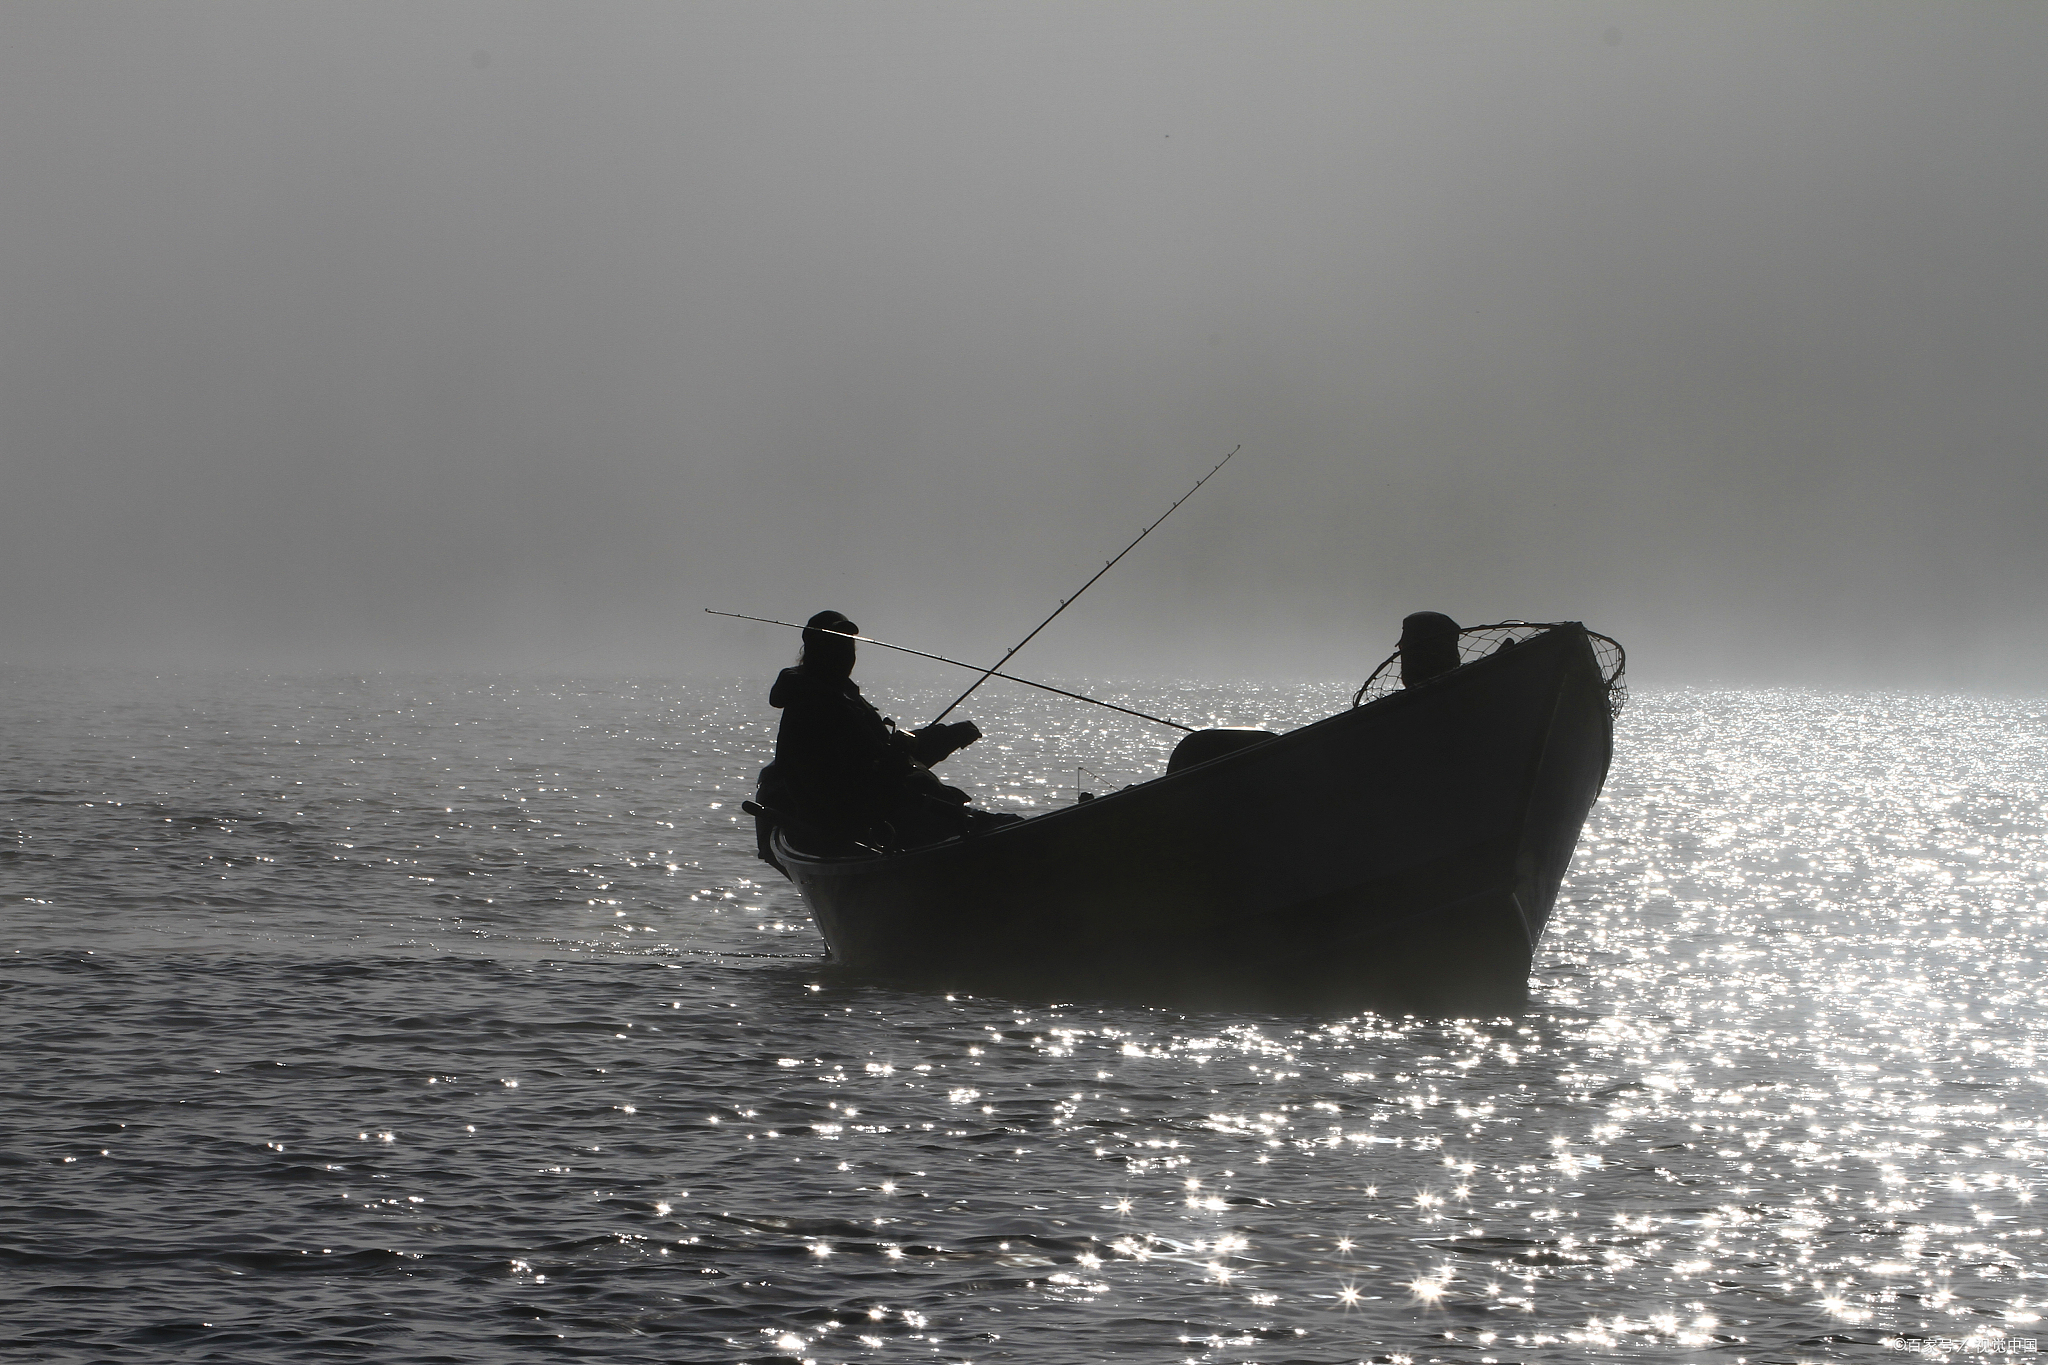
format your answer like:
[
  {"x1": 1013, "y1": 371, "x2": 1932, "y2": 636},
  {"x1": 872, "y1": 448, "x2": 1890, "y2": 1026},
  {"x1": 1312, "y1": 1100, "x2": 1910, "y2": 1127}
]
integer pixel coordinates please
[
  {"x1": 925, "y1": 444, "x2": 1241, "y2": 728},
  {"x1": 703, "y1": 609, "x2": 1194, "y2": 733}
]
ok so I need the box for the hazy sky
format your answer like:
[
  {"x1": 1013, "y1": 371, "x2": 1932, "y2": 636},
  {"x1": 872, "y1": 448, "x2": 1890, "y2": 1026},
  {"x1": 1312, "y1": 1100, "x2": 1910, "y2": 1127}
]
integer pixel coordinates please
[{"x1": 4, "y1": 2, "x2": 2043, "y2": 691}]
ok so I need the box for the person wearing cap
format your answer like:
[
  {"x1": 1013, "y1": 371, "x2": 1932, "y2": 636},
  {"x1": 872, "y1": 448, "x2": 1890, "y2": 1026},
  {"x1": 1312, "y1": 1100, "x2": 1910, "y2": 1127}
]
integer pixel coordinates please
[{"x1": 752, "y1": 611, "x2": 1002, "y2": 856}]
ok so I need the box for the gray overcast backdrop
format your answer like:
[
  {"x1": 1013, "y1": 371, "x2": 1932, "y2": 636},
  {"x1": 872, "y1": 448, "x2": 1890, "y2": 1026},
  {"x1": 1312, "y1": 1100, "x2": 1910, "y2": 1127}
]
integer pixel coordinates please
[{"x1": 4, "y1": 2, "x2": 2044, "y2": 691}]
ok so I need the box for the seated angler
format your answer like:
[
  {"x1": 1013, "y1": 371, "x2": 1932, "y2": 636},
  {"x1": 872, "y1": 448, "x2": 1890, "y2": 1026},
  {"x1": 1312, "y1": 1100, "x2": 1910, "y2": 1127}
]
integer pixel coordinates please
[{"x1": 753, "y1": 611, "x2": 1014, "y2": 859}]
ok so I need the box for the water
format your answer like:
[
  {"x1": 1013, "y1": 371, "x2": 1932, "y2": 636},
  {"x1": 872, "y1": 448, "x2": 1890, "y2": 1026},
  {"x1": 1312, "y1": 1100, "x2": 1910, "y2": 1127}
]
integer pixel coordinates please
[{"x1": 4, "y1": 669, "x2": 2045, "y2": 1363}]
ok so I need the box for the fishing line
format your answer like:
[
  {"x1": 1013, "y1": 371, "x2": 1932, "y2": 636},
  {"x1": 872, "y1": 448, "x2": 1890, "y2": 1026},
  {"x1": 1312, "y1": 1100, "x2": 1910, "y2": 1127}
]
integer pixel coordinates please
[{"x1": 703, "y1": 610, "x2": 1194, "y2": 732}]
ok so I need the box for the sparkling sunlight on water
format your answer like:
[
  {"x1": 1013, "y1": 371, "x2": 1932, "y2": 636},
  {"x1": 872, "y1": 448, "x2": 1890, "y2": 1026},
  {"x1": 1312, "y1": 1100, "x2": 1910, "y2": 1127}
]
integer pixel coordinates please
[{"x1": 3, "y1": 672, "x2": 2044, "y2": 1362}]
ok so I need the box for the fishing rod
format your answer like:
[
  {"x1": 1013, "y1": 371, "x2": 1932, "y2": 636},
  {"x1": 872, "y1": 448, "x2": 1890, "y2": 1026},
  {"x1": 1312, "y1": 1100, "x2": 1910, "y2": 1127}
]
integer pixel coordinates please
[
  {"x1": 926, "y1": 444, "x2": 1242, "y2": 727},
  {"x1": 704, "y1": 609, "x2": 1194, "y2": 732}
]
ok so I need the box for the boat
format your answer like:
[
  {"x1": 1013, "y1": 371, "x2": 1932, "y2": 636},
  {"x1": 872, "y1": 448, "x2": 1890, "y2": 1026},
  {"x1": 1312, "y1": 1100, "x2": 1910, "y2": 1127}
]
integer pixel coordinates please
[{"x1": 757, "y1": 620, "x2": 1624, "y2": 1014}]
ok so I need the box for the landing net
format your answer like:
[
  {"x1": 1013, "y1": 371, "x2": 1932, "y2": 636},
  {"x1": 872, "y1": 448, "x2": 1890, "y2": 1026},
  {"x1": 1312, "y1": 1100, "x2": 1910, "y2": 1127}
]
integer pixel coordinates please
[{"x1": 1351, "y1": 622, "x2": 1628, "y2": 720}]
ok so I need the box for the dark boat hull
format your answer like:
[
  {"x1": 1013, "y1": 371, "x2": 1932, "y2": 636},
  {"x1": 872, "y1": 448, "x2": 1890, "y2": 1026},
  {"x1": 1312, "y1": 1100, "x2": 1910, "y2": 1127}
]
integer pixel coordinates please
[{"x1": 773, "y1": 624, "x2": 1614, "y2": 1014}]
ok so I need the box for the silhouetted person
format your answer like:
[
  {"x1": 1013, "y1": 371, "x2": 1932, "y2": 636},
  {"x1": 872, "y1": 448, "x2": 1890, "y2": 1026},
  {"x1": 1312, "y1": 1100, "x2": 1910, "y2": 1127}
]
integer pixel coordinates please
[
  {"x1": 754, "y1": 611, "x2": 1007, "y2": 856},
  {"x1": 1399, "y1": 611, "x2": 1462, "y2": 687}
]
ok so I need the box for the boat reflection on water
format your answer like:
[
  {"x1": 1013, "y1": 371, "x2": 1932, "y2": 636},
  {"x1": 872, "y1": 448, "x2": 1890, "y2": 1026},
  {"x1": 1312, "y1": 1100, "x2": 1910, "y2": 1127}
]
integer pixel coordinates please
[{"x1": 762, "y1": 621, "x2": 1625, "y2": 1015}]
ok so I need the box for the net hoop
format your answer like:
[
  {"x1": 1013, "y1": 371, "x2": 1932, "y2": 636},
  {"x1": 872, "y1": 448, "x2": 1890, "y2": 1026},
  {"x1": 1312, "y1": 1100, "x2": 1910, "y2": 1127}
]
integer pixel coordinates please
[{"x1": 1351, "y1": 621, "x2": 1627, "y2": 720}]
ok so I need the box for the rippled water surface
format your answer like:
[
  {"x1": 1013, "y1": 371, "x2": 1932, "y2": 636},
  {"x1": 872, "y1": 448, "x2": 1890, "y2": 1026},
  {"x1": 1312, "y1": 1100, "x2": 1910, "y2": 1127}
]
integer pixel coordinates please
[{"x1": 4, "y1": 669, "x2": 2046, "y2": 1363}]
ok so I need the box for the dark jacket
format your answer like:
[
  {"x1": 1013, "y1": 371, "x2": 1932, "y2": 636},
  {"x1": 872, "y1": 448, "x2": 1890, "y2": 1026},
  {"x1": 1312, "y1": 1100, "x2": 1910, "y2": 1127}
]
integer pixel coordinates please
[{"x1": 758, "y1": 667, "x2": 978, "y2": 845}]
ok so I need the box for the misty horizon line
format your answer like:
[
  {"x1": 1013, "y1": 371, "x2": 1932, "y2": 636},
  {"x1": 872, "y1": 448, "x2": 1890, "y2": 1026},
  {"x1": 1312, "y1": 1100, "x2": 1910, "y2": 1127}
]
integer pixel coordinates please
[{"x1": 5, "y1": 656, "x2": 2041, "y2": 704}]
